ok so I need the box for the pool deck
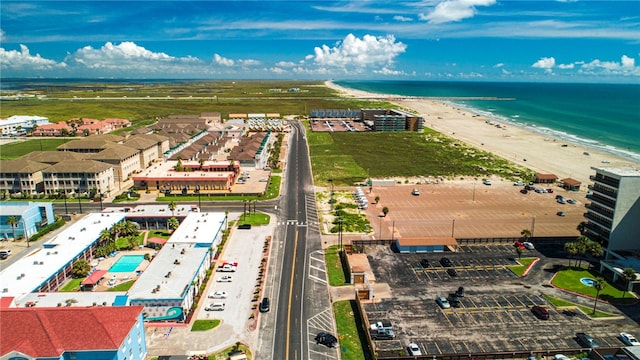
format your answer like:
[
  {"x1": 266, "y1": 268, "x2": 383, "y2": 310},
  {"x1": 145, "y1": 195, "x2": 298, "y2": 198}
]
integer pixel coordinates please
[{"x1": 91, "y1": 249, "x2": 153, "y2": 291}]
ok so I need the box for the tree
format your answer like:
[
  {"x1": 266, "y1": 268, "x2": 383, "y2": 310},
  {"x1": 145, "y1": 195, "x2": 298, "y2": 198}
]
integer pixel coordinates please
[
  {"x1": 586, "y1": 241, "x2": 603, "y2": 260},
  {"x1": 382, "y1": 207, "x2": 389, "y2": 217},
  {"x1": 99, "y1": 228, "x2": 112, "y2": 246},
  {"x1": 174, "y1": 158, "x2": 183, "y2": 172},
  {"x1": 71, "y1": 259, "x2": 91, "y2": 278},
  {"x1": 592, "y1": 277, "x2": 606, "y2": 314},
  {"x1": 374, "y1": 195, "x2": 380, "y2": 204},
  {"x1": 199, "y1": 158, "x2": 205, "y2": 169},
  {"x1": 168, "y1": 217, "x2": 179, "y2": 233},
  {"x1": 621, "y1": 268, "x2": 636, "y2": 298},
  {"x1": 6, "y1": 216, "x2": 19, "y2": 241},
  {"x1": 574, "y1": 236, "x2": 590, "y2": 268},
  {"x1": 564, "y1": 242, "x2": 578, "y2": 267},
  {"x1": 576, "y1": 221, "x2": 587, "y2": 235},
  {"x1": 169, "y1": 201, "x2": 177, "y2": 217},
  {"x1": 516, "y1": 246, "x2": 523, "y2": 260},
  {"x1": 520, "y1": 229, "x2": 531, "y2": 242}
]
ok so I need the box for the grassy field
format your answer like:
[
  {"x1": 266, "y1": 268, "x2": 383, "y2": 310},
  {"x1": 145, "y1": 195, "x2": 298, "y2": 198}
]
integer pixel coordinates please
[
  {"x1": 333, "y1": 300, "x2": 366, "y2": 360},
  {"x1": 308, "y1": 126, "x2": 533, "y2": 186},
  {"x1": 542, "y1": 294, "x2": 616, "y2": 318},
  {"x1": 108, "y1": 280, "x2": 135, "y2": 292},
  {"x1": 60, "y1": 278, "x2": 83, "y2": 292},
  {"x1": 551, "y1": 267, "x2": 631, "y2": 303},
  {"x1": 507, "y1": 257, "x2": 537, "y2": 277},
  {"x1": 325, "y1": 245, "x2": 348, "y2": 286},
  {"x1": 191, "y1": 319, "x2": 221, "y2": 331},
  {"x1": 0, "y1": 138, "x2": 73, "y2": 159}
]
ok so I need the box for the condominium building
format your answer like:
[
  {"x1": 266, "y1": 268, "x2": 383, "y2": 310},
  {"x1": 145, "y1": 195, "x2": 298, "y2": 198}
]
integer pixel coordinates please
[
  {"x1": 585, "y1": 167, "x2": 640, "y2": 251},
  {"x1": 0, "y1": 115, "x2": 50, "y2": 136}
]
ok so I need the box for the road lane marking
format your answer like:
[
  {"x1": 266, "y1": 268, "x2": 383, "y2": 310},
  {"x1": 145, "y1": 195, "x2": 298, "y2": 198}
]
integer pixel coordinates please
[{"x1": 285, "y1": 230, "x2": 299, "y2": 360}]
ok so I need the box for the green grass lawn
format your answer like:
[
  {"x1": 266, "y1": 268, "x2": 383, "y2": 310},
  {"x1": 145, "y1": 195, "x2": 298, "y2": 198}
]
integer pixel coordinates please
[
  {"x1": 0, "y1": 138, "x2": 73, "y2": 159},
  {"x1": 333, "y1": 300, "x2": 366, "y2": 360},
  {"x1": 551, "y1": 267, "x2": 634, "y2": 304},
  {"x1": 237, "y1": 212, "x2": 270, "y2": 226},
  {"x1": 60, "y1": 278, "x2": 83, "y2": 292},
  {"x1": 507, "y1": 257, "x2": 537, "y2": 277},
  {"x1": 149, "y1": 230, "x2": 171, "y2": 239},
  {"x1": 325, "y1": 245, "x2": 348, "y2": 286},
  {"x1": 191, "y1": 319, "x2": 221, "y2": 331},
  {"x1": 108, "y1": 280, "x2": 135, "y2": 292},
  {"x1": 542, "y1": 294, "x2": 617, "y2": 318}
]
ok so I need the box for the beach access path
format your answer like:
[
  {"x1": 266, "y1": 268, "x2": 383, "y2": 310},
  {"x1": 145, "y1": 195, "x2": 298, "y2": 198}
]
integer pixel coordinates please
[{"x1": 325, "y1": 81, "x2": 638, "y2": 186}]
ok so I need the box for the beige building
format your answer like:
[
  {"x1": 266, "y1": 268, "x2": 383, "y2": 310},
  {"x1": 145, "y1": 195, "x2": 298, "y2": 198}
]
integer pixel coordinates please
[
  {"x1": 42, "y1": 160, "x2": 115, "y2": 196},
  {"x1": 133, "y1": 160, "x2": 236, "y2": 194},
  {"x1": 123, "y1": 137, "x2": 160, "y2": 168},
  {"x1": 89, "y1": 144, "x2": 141, "y2": 183},
  {"x1": 0, "y1": 160, "x2": 49, "y2": 195}
]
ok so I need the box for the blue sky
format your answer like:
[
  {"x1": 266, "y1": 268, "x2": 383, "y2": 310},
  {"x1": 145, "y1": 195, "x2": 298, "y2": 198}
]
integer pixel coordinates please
[{"x1": 1, "y1": 1, "x2": 639, "y2": 82}]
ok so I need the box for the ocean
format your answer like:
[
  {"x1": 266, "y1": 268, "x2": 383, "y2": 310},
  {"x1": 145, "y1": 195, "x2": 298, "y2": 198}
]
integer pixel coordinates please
[{"x1": 335, "y1": 80, "x2": 640, "y2": 163}]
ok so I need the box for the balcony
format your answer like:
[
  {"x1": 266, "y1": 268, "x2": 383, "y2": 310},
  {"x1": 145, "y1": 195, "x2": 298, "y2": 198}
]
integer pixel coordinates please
[
  {"x1": 584, "y1": 205, "x2": 613, "y2": 220},
  {"x1": 589, "y1": 174, "x2": 620, "y2": 188},
  {"x1": 589, "y1": 194, "x2": 616, "y2": 209},
  {"x1": 584, "y1": 212, "x2": 612, "y2": 229},
  {"x1": 585, "y1": 222, "x2": 611, "y2": 239},
  {"x1": 588, "y1": 184, "x2": 617, "y2": 199}
]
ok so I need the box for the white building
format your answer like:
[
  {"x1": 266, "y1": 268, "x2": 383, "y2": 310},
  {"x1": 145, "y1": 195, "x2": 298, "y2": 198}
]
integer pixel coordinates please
[{"x1": 0, "y1": 115, "x2": 50, "y2": 136}]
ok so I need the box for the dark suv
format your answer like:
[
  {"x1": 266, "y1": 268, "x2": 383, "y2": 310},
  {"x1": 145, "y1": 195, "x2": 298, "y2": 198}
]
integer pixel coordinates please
[
  {"x1": 420, "y1": 259, "x2": 430, "y2": 268},
  {"x1": 259, "y1": 297, "x2": 270, "y2": 312},
  {"x1": 576, "y1": 332, "x2": 599, "y2": 348},
  {"x1": 315, "y1": 332, "x2": 338, "y2": 348},
  {"x1": 440, "y1": 257, "x2": 453, "y2": 267},
  {"x1": 531, "y1": 305, "x2": 549, "y2": 320},
  {"x1": 455, "y1": 287, "x2": 465, "y2": 297}
]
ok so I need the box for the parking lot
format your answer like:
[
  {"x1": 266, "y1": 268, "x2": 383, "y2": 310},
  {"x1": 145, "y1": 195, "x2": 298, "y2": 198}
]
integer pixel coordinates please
[{"x1": 362, "y1": 244, "x2": 639, "y2": 357}]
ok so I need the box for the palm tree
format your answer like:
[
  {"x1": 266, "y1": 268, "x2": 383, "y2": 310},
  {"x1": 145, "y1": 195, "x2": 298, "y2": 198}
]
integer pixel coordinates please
[
  {"x1": 382, "y1": 207, "x2": 389, "y2": 217},
  {"x1": 167, "y1": 217, "x2": 179, "y2": 233},
  {"x1": 574, "y1": 236, "x2": 590, "y2": 268},
  {"x1": 169, "y1": 201, "x2": 177, "y2": 217},
  {"x1": 564, "y1": 242, "x2": 578, "y2": 267},
  {"x1": 374, "y1": 195, "x2": 380, "y2": 204},
  {"x1": 592, "y1": 277, "x2": 606, "y2": 314},
  {"x1": 621, "y1": 268, "x2": 636, "y2": 298},
  {"x1": 99, "y1": 228, "x2": 112, "y2": 246},
  {"x1": 521, "y1": 228, "x2": 531, "y2": 243},
  {"x1": 586, "y1": 241, "x2": 603, "y2": 260},
  {"x1": 6, "y1": 216, "x2": 19, "y2": 241}
]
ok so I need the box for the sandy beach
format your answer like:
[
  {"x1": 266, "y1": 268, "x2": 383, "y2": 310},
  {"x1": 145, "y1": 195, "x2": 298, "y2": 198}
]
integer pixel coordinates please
[{"x1": 325, "y1": 81, "x2": 638, "y2": 186}]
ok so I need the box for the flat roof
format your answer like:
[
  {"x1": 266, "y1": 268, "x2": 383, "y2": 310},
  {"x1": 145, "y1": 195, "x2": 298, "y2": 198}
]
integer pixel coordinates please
[
  {"x1": 0, "y1": 202, "x2": 45, "y2": 216},
  {"x1": 17, "y1": 291, "x2": 127, "y2": 308},
  {"x1": 396, "y1": 236, "x2": 458, "y2": 246},
  {"x1": 0, "y1": 213, "x2": 125, "y2": 299},
  {"x1": 168, "y1": 212, "x2": 226, "y2": 244},
  {"x1": 132, "y1": 160, "x2": 234, "y2": 181},
  {"x1": 591, "y1": 166, "x2": 640, "y2": 177}
]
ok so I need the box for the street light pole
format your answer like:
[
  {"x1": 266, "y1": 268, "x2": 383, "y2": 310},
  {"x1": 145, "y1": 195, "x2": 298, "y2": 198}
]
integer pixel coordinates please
[
  {"x1": 63, "y1": 189, "x2": 68, "y2": 214},
  {"x1": 99, "y1": 192, "x2": 103, "y2": 211},
  {"x1": 379, "y1": 215, "x2": 383, "y2": 240},
  {"x1": 451, "y1": 219, "x2": 455, "y2": 238},
  {"x1": 77, "y1": 189, "x2": 83, "y2": 214}
]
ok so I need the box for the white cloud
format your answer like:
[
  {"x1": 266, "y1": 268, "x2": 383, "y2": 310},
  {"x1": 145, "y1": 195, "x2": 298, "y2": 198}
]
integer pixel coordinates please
[
  {"x1": 0, "y1": 44, "x2": 66, "y2": 70},
  {"x1": 275, "y1": 61, "x2": 297, "y2": 67},
  {"x1": 494, "y1": 63, "x2": 504, "y2": 68},
  {"x1": 269, "y1": 67, "x2": 286, "y2": 74},
  {"x1": 238, "y1": 59, "x2": 261, "y2": 66},
  {"x1": 621, "y1": 54, "x2": 635, "y2": 68},
  {"x1": 0, "y1": 29, "x2": 5, "y2": 42},
  {"x1": 420, "y1": 0, "x2": 496, "y2": 24},
  {"x1": 580, "y1": 54, "x2": 638, "y2": 75},
  {"x1": 557, "y1": 63, "x2": 575, "y2": 69},
  {"x1": 393, "y1": 15, "x2": 413, "y2": 22},
  {"x1": 306, "y1": 33, "x2": 407, "y2": 70},
  {"x1": 214, "y1": 53, "x2": 234, "y2": 67},
  {"x1": 373, "y1": 67, "x2": 407, "y2": 76},
  {"x1": 532, "y1": 57, "x2": 556, "y2": 73}
]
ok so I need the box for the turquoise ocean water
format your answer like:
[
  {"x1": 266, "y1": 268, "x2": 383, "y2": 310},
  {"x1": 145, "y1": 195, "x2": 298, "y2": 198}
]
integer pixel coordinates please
[{"x1": 335, "y1": 81, "x2": 640, "y2": 163}]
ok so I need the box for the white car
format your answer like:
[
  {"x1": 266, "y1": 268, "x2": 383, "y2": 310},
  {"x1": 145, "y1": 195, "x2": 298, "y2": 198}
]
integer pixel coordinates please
[
  {"x1": 513, "y1": 181, "x2": 525, "y2": 186},
  {"x1": 523, "y1": 242, "x2": 535, "y2": 250},
  {"x1": 483, "y1": 179, "x2": 492, "y2": 185},
  {"x1": 620, "y1": 332, "x2": 640, "y2": 346},
  {"x1": 554, "y1": 355, "x2": 571, "y2": 360},
  {"x1": 411, "y1": 188, "x2": 420, "y2": 196},
  {"x1": 407, "y1": 343, "x2": 422, "y2": 356},
  {"x1": 208, "y1": 291, "x2": 228, "y2": 299},
  {"x1": 217, "y1": 275, "x2": 233, "y2": 282},
  {"x1": 205, "y1": 302, "x2": 225, "y2": 311},
  {"x1": 436, "y1": 295, "x2": 450, "y2": 309}
]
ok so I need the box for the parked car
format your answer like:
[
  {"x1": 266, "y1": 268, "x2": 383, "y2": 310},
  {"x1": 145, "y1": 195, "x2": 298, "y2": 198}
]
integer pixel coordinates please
[
  {"x1": 217, "y1": 275, "x2": 233, "y2": 282},
  {"x1": 531, "y1": 305, "x2": 549, "y2": 320},
  {"x1": 523, "y1": 242, "x2": 535, "y2": 250},
  {"x1": 566, "y1": 199, "x2": 576, "y2": 204},
  {"x1": 482, "y1": 179, "x2": 492, "y2": 185},
  {"x1": 557, "y1": 198, "x2": 566, "y2": 204},
  {"x1": 315, "y1": 332, "x2": 338, "y2": 348},
  {"x1": 420, "y1": 259, "x2": 430, "y2": 268},
  {"x1": 208, "y1": 291, "x2": 228, "y2": 299},
  {"x1": 259, "y1": 297, "x2": 270, "y2": 313},
  {"x1": 407, "y1": 343, "x2": 422, "y2": 356},
  {"x1": 238, "y1": 223, "x2": 252, "y2": 230},
  {"x1": 455, "y1": 286, "x2": 465, "y2": 297},
  {"x1": 436, "y1": 295, "x2": 450, "y2": 309},
  {"x1": 448, "y1": 294, "x2": 461, "y2": 307},
  {"x1": 411, "y1": 188, "x2": 420, "y2": 196},
  {"x1": 514, "y1": 181, "x2": 525, "y2": 186},
  {"x1": 520, "y1": 189, "x2": 529, "y2": 194},
  {"x1": 556, "y1": 211, "x2": 566, "y2": 217},
  {"x1": 576, "y1": 332, "x2": 599, "y2": 348},
  {"x1": 619, "y1": 332, "x2": 640, "y2": 346},
  {"x1": 546, "y1": 188, "x2": 554, "y2": 193},
  {"x1": 440, "y1": 257, "x2": 453, "y2": 267},
  {"x1": 205, "y1": 302, "x2": 225, "y2": 311},
  {"x1": 447, "y1": 268, "x2": 458, "y2": 277},
  {"x1": 514, "y1": 241, "x2": 525, "y2": 249}
]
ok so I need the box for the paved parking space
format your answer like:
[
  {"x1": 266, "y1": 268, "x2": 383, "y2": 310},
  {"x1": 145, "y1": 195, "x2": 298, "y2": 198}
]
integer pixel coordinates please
[{"x1": 362, "y1": 244, "x2": 639, "y2": 357}]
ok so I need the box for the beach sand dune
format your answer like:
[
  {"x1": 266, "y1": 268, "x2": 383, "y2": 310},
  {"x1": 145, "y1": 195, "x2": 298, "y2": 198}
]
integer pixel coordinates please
[{"x1": 325, "y1": 81, "x2": 638, "y2": 185}]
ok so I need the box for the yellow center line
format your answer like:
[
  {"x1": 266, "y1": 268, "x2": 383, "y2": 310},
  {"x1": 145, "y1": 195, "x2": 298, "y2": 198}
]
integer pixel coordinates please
[{"x1": 285, "y1": 230, "x2": 299, "y2": 360}]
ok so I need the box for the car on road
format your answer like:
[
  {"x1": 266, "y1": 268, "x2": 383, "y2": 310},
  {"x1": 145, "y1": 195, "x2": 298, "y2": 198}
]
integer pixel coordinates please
[
  {"x1": 619, "y1": 332, "x2": 640, "y2": 346},
  {"x1": 440, "y1": 257, "x2": 453, "y2": 267},
  {"x1": 576, "y1": 332, "x2": 599, "y2": 348},
  {"x1": 436, "y1": 295, "x2": 450, "y2": 309},
  {"x1": 420, "y1": 259, "x2": 430, "y2": 268},
  {"x1": 566, "y1": 199, "x2": 576, "y2": 204},
  {"x1": 455, "y1": 286, "x2": 465, "y2": 297},
  {"x1": 556, "y1": 211, "x2": 565, "y2": 217},
  {"x1": 217, "y1": 275, "x2": 233, "y2": 282},
  {"x1": 259, "y1": 297, "x2": 270, "y2": 313},
  {"x1": 407, "y1": 343, "x2": 422, "y2": 356},
  {"x1": 447, "y1": 268, "x2": 458, "y2": 277},
  {"x1": 483, "y1": 179, "x2": 492, "y2": 185},
  {"x1": 205, "y1": 302, "x2": 225, "y2": 311},
  {"x1": 208, "y1": 291, "x2": 228, "y2": 299},
  {"x1": 315, "y1": 332, "x2": 338, "y2": 348},
  {"x1": 531, "y1": 305, "x2": 549, "y2": 320},
  {"x1": 523, "y1": 242, "x2": 535, "y2": 250},
  {"x1": 411, "y1": 188, "x2": 420, "y2": 196}
]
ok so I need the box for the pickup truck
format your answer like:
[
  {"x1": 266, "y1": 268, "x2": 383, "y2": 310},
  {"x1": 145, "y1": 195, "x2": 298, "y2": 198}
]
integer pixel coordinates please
[{"x1": 370, "y1": 328, "x2": 395, "y2": 340}]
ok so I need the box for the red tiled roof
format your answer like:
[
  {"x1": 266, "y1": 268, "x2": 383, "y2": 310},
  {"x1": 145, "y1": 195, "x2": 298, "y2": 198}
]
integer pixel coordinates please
[
  {"x1": 535, "y1": 173, "x2": 558, "y2": 180},
  {"x1": 0, "y1": 306, "x2": 143, "y2": 357},
  {"x1": 147, "y1": 237, "x2": 168, "y2": 245},
  {"x1": 80, "y1": 270, "x2": 108, "y2": 285},
  {"x1": 561, "y1": 177, "x2": 582, "y2": 185}
]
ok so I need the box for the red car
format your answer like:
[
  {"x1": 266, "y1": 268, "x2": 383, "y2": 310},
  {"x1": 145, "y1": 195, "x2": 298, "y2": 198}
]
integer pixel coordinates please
[
  {"x1": 531, "y1": 305, "x2": 549, "y2": 320},
  {"x1": 546, "y1": 188, "x2": 554, "y2": 193},
  {"x1": 513, "y1": 241, "x2": 525, "y2": 249}
]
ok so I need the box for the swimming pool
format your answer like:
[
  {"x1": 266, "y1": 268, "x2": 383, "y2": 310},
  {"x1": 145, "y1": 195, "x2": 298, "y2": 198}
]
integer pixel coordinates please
[{"x1": 109, "y1": 255, "x2": 144, "y2": 272}]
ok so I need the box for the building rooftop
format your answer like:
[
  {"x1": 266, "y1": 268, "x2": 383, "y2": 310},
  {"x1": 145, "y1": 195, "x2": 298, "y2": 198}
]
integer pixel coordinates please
[
  {"x1": 0, "y1": 306, "x2": 143, "y2": 358},
  {"x1": 0, "y1": 202, "x2": 49, "y2": 216},
  {"x1": 591, "y1": 166, "x2": 640, "y2": 177},
  {"x1": 43, "y1": 160, "x2": 115, "y2": 174},
  {"x1": 17, "y1": 151, "x2": 89, "y2": 164},
  {"x1": 0, "y1": 212, "x2": 125, "y2": 299},
  {"x1": 133, "y1": 160, "x2": 235, "y2": 181},
  {"x1": 0, "y1": 159, "x2": 50, "y2": 173}
]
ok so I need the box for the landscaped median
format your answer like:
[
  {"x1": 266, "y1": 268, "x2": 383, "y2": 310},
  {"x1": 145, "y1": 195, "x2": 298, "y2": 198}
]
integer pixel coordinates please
[
  {"x1": 542, "y1": 294, "x2": 618, "y2": 319},
  {"x1": 507, "y1": 257, "x2": 538, "y2": 277}
]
